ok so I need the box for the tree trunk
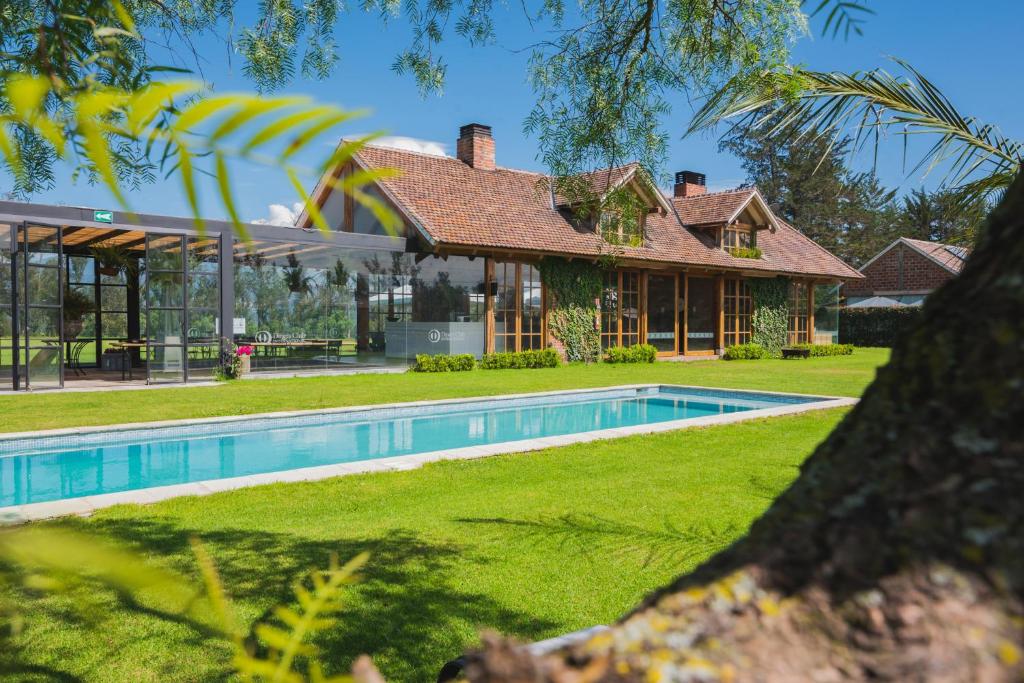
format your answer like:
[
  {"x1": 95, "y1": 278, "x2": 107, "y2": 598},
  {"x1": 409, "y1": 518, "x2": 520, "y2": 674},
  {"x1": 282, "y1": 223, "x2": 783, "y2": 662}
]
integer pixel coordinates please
[{"x1": 462, "y1": 176, "x2": 1024, "y2": 681}]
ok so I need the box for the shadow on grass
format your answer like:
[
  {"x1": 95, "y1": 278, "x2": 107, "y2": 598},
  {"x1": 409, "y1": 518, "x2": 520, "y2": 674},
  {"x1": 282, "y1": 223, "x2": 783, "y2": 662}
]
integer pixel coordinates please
[
  {"x1": 456, "y1": 514, "x2": 741, "y2": 571},
  {"x1": 3, "y1": 516, "x2": 557, "y2": 682}
]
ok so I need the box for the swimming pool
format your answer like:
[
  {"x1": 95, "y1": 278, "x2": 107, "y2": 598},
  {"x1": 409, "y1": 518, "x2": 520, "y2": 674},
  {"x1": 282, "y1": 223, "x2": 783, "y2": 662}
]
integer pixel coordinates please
[{"x1": 0, "y1": 385, "x2": 851, "y2": 518}]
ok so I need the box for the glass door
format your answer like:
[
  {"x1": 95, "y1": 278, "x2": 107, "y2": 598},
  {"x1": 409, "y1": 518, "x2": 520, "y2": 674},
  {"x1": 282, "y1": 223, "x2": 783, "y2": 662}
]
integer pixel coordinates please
[
  {"x1": 685, "y1": 276, "x2": 716, "y2": 354},
  {"x1": 646, "y1": 274, "x2": 678, "y2": 355},
  {"x1": 145, "y1": 233, "x2": 187, "y2": 383},
  {"x1": 1, "y1": 224, "x2": 15, "y2": 389},
  {"x1": 17, "y1": 223, "x2": 64, "y2": 389}
]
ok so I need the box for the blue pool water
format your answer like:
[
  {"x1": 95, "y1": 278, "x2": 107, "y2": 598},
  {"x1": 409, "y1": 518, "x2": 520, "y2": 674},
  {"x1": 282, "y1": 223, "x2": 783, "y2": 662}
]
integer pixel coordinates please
[{"x1": 0, "y1": 386, "x2": 821, "y2": 507}]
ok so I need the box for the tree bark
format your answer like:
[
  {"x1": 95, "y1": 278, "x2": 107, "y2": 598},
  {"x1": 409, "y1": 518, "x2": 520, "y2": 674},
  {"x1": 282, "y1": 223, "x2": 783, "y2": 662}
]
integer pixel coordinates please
[{"x1": 462, "y1": 176, "x2": 1024, "y2": 681}]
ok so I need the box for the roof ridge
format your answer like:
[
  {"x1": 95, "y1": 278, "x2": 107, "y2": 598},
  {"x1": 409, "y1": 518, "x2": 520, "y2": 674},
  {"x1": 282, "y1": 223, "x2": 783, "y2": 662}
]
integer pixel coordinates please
[{"x1": 671, "y1": 186, "x2": 755, "y2": 201}]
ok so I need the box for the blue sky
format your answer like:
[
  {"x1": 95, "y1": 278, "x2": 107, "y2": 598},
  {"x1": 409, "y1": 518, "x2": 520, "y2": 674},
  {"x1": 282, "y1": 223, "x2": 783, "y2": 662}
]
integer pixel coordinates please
[{"x1": 18, "y1": 0, "x2": 1024, "y2": 223}]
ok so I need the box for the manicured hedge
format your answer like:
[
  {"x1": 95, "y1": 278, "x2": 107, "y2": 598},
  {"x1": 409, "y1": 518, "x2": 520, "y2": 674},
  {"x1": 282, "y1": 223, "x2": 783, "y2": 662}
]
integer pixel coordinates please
[
  {"x1": 722, "y1": 343, "x2": 771, "y2": 360},
  {"x1": 839, "y1": 307, "x2": 921, "y2": 347},
  {"x1": 790, "y1": 343, "x2": 854, "y2": 357},
  {"x1": 479, "y1": 348, "x2": 561, "y2": 369},
  {"x1": 603, "y1": 344, "x2": 657, "y2": 364},
  {"x1": 412, "y1": 353, "x2": 476, "y2": 372}
]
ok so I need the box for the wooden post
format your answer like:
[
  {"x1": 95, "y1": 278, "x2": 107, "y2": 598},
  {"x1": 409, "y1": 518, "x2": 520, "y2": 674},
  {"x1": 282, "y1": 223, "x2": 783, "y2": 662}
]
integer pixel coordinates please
[
  {"x1": 716, "y1": 275, "x2": 725, "y2": 354},
  {"x1": 484, "y1": 258, "x2": 495, "y2": 354},
  {"x1": 683, "y1": 274, "x2": 689, "y2": 355},
  {"x1": 807, "y1": 280, "x2": 816, "y2": 345}
]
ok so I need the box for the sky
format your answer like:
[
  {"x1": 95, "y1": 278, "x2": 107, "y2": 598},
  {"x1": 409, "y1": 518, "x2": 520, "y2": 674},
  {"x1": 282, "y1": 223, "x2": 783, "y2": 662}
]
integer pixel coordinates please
[{"x1": 14, "y1": 0, "x2": 1024, "y2": 224}]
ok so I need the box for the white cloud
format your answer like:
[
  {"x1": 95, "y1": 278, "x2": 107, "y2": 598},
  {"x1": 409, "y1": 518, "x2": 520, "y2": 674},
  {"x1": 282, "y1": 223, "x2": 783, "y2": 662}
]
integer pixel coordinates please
[
  {"x1": 253, "y1": 201, "x2": 304, "y2": 226},
  {"x1": 373, "y1": 135, "x2": 448, "y2": 157}
]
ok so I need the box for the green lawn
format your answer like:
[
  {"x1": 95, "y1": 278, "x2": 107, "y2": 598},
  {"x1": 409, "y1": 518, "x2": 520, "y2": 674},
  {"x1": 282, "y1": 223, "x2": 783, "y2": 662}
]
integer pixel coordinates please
[
  {"x1": 0, "y1": 348, "x2": 888, "y2": 432},
  {"x1": 0, "y1": 350, "x2": 889, "y2": 682}
]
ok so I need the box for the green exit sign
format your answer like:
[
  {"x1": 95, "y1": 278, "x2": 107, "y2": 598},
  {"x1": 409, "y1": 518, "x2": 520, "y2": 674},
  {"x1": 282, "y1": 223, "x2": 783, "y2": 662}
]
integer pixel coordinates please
[{"x1": 93, "y1": 210, "x2": 113, "y2": 223}]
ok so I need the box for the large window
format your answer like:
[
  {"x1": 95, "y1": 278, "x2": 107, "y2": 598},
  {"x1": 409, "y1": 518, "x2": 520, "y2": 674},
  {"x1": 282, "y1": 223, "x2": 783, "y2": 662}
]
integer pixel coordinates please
[
  {"x1": 491, "y1": 261, "x2": 543, "y2": 352},
  {"x1": 723, "y1": 278, "x2": 752, "y2": 347},
  {"x1": 520, "y1": 264, "x2": 543, "y2": 350},
  {"x1": 600, "y1": 270, "x2": 640, "y2": 347},
  {"x1": 813, "y1": 283, "x2": 839, "y2": 344},
  {"x1": 0, "y1": 226, "x2": 12, "y2": 387},
  {"x1": 234, "y1": 243, "x2": 485, "y2": 370},
  {"x1": 788, "y1": 281, "x2": 810, "y2": 344}
]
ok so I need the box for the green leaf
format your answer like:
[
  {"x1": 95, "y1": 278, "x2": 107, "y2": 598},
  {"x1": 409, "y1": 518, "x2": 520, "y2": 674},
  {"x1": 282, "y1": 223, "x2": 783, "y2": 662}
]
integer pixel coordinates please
[{"x1": 288, "y1": 167, "x2": 331, "y2": 234}]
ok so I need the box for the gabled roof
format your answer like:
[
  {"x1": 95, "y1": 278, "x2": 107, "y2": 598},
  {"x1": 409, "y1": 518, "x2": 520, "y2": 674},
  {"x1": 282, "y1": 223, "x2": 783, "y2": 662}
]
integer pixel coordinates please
[
  {"x1": 311, "y1": 143, "x2": 861, "y2": 281},
  {"x1": 860, "y1": 237, "x2": 970, "y2": 276},
  {"x1": 553, "y1": 163, "x2": 674, "y2": 215},
  {"x1": 671, "y1": 187, "x2": 780, "y2": 233}
]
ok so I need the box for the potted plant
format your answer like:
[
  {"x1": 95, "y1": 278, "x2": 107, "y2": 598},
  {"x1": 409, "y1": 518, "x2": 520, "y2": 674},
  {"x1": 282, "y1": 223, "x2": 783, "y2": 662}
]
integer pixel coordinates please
[
  {"x1": 90, "y1": 242, "x2": 138, "y2": 278},
  {"x1": 236, "y1": 344, "x2": 254, "y2": 375},
  {"x1": 62, "y1": 287, "x2": 94, "y2": 340}
]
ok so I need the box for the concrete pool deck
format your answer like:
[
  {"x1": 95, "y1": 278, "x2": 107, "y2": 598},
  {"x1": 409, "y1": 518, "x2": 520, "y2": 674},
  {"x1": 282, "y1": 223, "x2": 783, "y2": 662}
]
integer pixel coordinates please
[{"x1": 0, "y1": 384, "x2": 858, "y2": 523}]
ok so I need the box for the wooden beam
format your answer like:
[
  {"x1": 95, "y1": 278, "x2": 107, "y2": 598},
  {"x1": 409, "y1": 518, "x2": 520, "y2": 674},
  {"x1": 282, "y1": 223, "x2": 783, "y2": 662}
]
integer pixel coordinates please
[
  {"x1": 716, "y1": 275, "x2": 725, "y2": 354},
  {"x1": 485, "y1": 258, "x2": 495, "y2": 354}
]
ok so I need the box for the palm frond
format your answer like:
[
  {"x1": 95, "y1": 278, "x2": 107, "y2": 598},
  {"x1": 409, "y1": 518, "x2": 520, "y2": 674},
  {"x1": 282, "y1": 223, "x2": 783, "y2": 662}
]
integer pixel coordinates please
[
  {"x1": 691, "y1": 59, "x2": 1023, "y2": 204},
  {"x1": 0, "y1": 76, "x2": 398, "y2": 239},
  {"x1": 803, "y1": 0, "x2": 875, "y2": 40}
]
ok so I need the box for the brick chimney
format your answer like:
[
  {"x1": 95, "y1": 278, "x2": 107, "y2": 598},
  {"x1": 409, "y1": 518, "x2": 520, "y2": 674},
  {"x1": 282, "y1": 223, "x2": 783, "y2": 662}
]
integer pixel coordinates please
[
  {"x1": 456, "y1": 123, "x2": 495, "y2": 170},
  {"x1": 674, "y1": 170, "x2": 706, "y2": 198}
]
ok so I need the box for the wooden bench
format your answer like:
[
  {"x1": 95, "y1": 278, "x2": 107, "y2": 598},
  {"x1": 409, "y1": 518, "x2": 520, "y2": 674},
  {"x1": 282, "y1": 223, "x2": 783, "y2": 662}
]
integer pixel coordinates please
[{"x1": 781, "y1": 347, "x2": 811, "y2": 359}]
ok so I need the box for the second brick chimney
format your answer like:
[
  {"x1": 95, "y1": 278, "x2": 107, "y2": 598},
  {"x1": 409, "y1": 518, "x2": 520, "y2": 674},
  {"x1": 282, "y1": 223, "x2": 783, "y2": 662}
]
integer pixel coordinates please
[
  {"x1": 456, "y1": 123, "x2": 495, "y2": 171},
  {"x1": 674, "y1": 170, "x2": 707, "y2": 198}
]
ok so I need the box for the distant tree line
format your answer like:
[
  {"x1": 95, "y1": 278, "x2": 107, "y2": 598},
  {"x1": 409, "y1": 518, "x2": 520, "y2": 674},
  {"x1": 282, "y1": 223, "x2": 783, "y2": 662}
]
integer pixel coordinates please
[{"x1": 720, "y1": 116, "x2": 987, "y2": 267}]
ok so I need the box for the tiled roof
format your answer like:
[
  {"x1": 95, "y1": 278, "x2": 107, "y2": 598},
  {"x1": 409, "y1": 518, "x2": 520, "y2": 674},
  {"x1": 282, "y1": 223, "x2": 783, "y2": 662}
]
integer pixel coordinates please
[
  {"x1": 552, "y1": 163, "x2": 639, "y2": 206},
  {"x1": 351, "y1": 144, "x2": 862, "y2": 280},
  {"x1": 900, "y1": 237, "x2": 970, "y2": 274},
  {"x1": 672, "y1": 188, "x2": 756, "y2": 226}
]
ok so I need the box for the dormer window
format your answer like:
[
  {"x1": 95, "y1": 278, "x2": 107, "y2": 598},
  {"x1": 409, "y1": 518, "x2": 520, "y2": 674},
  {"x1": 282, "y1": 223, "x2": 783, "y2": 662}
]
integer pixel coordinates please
[
  {"x1": 723, "y1": 223, "x2": 761, "y2": 259},
  {"x1": 598, "y1": 208, "x2": 645, "y2": 247}
]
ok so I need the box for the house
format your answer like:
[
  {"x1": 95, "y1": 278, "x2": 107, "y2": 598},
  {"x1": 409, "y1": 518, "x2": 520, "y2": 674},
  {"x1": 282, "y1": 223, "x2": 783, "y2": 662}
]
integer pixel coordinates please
[
  {"x1": 0, "y1": 123, "x2": 860, "y2": 391},
  {"x1": 844, "y1": 237, "x2": 970, "y2": 308}
]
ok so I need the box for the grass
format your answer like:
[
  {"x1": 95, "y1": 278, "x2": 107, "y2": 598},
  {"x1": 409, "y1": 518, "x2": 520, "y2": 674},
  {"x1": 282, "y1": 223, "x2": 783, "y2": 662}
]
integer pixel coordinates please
[
  {"x1": 0, "y1": 351, "x2": 889, "y2": 681},
  {"x1": 3, "y1": 408, "x2": 850, "y2": 682},
  {"x1": 0, "y1": 348, "x2": 888, "y2": 433}
]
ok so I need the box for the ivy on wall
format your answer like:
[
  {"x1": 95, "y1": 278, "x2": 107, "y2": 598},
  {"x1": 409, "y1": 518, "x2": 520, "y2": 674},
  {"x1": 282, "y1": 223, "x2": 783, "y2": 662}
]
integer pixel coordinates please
[
  {"x1": 538, "y1": 258, "x2": 603, "y2": 363},
  {"x1": 748, "y1": 276, "x2": 790, "y2": 356}
]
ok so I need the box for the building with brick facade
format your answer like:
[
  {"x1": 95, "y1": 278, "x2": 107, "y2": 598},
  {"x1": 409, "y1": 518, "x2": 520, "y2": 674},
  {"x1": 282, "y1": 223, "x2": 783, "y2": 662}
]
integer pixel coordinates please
[
  {"x1": 1, "y1": 123, "x2": 862, "y2": 390},
  {"x1": 844, "y1": 237, "x2": 970, "y2": 308}
]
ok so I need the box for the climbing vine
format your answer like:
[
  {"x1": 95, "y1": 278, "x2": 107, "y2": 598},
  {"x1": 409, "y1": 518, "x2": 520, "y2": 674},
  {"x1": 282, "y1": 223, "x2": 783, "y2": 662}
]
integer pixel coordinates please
[
  {"x1": 538, "y1": 258, "x2": 603, "y2": 363},
  {"x1": 748, "y1": 276, "x2": 790, "y2": 356}
]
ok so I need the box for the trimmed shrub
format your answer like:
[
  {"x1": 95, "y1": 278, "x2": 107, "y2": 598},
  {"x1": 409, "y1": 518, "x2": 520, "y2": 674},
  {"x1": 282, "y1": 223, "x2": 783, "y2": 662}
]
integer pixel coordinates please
[
  {"x1": 790, "y1": 343, "x2": 854, "y2": 357},
  {"x1": 839, "y1": 307, "x2": 921, "y2": 347},
  {"x1": 413, "y1": 353, "x2": 476, "y2": 372},
  {"x1": 479, "y1": 348, "x2": 561, "y2": 370},
  {"x1": 722, "y1": 343, "x2": 770, "y2": 360},
  {"x1": 603, "y1": 344, "x2": 657, "y2": 363}
]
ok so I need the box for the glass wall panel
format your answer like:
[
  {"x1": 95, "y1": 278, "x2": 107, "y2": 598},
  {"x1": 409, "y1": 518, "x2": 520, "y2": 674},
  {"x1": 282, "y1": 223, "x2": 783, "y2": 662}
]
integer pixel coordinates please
[
  {"x1": 66, "y1": 255, "x2": 98, "y2": 368},
  {"x1": 187, "y1": 236, "x2": 220, "y2": 379},
  {"x1": 813, "y1": 283, "x2": 840, "y2": 344},
  {"x1": 646, "y1": 274, "x2": 678, "y2": 354},
  {"x1": 1, "y1": 225, "x2": 13, "y2": 388},
  {"x1": 686, "y1": 276, "x2": 716, "y2": 352},
  {"x1": 145, "y1": 234, "x2": 186, "y2": 383},
  {"x1": 233, "y1": 241, "x2": 484, "y2": 372},
  {"x1": 19, "y1": 225, "x2": 63, "y2": 388},
  {"x1": 100, "y1": 268, "x2": 129, "y2": 357}
]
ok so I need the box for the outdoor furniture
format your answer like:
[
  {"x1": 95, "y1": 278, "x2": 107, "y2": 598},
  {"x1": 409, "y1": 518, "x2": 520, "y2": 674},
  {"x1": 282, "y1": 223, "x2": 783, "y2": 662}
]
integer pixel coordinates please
[
  {"x1": 109, "y1": 341, "x2": 147, "y2": 380},
  {"x1": 781, "y1": 347, "x2": 811, "y2": 359},
  {"x1": 68, "y1": 339, "x2": 91, "y2": 376}
]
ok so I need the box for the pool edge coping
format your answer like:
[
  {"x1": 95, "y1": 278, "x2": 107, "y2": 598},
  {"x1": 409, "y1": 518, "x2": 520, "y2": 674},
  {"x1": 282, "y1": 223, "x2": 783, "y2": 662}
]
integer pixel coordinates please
[
  {"x1": 0, "y1": 383, "x2": 849, "y2": 442},
  {"x1": 0, "y1": 388, "x2": 858, "y2": 523}
]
